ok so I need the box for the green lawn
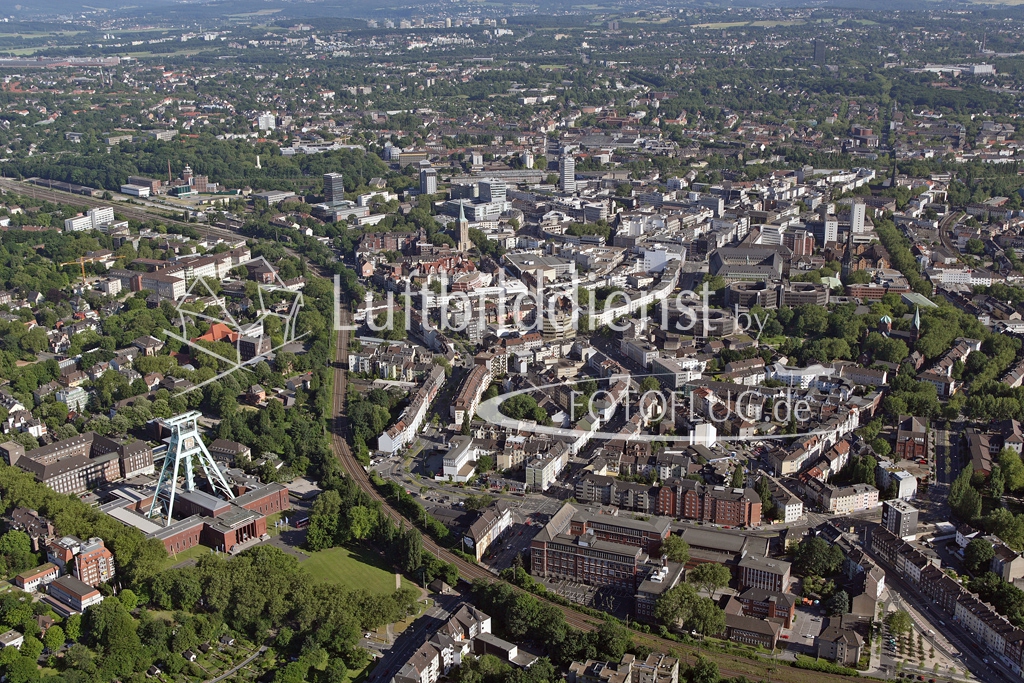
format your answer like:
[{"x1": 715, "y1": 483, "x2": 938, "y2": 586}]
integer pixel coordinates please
[
  {"x1": 266, "y1": 511, "x2": 285, "y2": 536},
  {"x1": 161, "y1": 544, "x2": 212, "y2": 571},
  {"x1": 347, "y1": 660, "x2": 375, "y2": 683},
  {"x1": 301, "y1": 546, "x2": 412, "y2": 594}
]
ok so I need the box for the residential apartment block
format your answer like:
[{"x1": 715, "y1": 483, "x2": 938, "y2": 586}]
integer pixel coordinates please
[{"x1": 655, "y1": 478, "x2": 762, "y2": 527}]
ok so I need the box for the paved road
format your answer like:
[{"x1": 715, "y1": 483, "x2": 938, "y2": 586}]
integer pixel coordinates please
[
  {"x1": 204, "y1": 645, "x2": 267, "y2": 683},
  {"x1": 864, "y1": 529, "x2": 1014, "y2": 683},
  {"x1": 367, "y1": 595, "x2": 463, "y2": 683},
  {"x1": 934, "y1": 427, "x2": 961, "y2": 487}
]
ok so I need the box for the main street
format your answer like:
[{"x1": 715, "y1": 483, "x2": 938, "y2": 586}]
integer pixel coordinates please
[
  {"x1": 934, "y1": 427, "x2": 960, "y2": 487},
  {"x1": 864, "y1": 528, "x2": 1013, "y2": 683},
  {"x1": 366, "y1": 594, "x2": 464, "y2": 683}
]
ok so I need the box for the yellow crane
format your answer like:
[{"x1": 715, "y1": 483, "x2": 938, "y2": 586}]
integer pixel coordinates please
[{"x1": 60, "y1": 256, "x2": 103, "y2": 286}]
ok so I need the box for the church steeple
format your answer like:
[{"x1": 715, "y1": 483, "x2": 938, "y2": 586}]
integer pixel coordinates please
[
  {"x1": 841, "y1": 218, "x2": 855, "y2": 280},
  {"x1": 457, "y1": 200, "x2": 471, "y2": 252},
  {"x1": 911, "y1": 305, "x2": 921, "y2": 342}
]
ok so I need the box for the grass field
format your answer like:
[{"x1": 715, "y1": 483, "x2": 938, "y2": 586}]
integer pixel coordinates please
[
  {"x1": 302, "y1": 546, "x2": 412, "y2": 594},
  {"x1": 162, "y1": 544, "x2": 212, "y2": 571}
]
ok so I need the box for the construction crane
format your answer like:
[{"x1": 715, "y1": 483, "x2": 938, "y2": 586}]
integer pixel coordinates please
[{"x1": 60, "y1": 256, "x2": 102, "y2": 286}]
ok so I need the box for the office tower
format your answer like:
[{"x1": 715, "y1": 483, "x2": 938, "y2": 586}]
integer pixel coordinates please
[
  {"x1": 257, "y1": 113, "x2": 276, "y2": 130},
  {"x1": 851, "y1": 201, "x2": 866, "y2": 233},
  {"x1": 559, "y1": 151, "x2": 576, "y2": 193},
  {"x1": 479, "y1": 178, "x2": 506, "y2": 203},
  {"x1": 419, "y1": 168, "x2": 437, "y2": 196},
  {"x1": 821, "y1": 215, "x2": 838, "y2": 245},
  {"x1": 324, "y1": 173, "x2": 345, "y2": 204},
  {"x1": 813, "y1": 39, "x2": 826, "y2": 65}
]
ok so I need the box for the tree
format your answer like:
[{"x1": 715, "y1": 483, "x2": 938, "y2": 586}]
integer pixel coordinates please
[
  {"x1": 661, "y1": 535, "x2": 690, "y2": 564},
  {"x1": 964, "y1": 538, "x2": 996, "y2": 576},
  {"x1": 305, "y1": 489, "x2": 341, "y2": 551},
  {"x1": 347, "y1": 505, "x2": 376, "y2": 541},
  {"x1": 950, "y1": 462, "x2": 974, "y2": 516},
  {"x1": 82, "y1": 597, "x2": 142, "y2": 678},
  {"x1": 889, "y1": 610, "x2": 913, "y2": 637},
  {"x1": 730, "y1": 465, "x2": 745, "y2": 489},
  {"x1": 0, "y1": 531, "x2": 37, "y2": 576},
  {"x1": 991, "y1": 465, "x2": 1006, "y2": 500},
  {"x1": 957, "y1": 486, "x2": 983, "y2": 522},
  {"x1": 20, "y1": 636, "x2": 43, "y2": 661},
  {"x1": 118, "y1": 589, "x2": 138, "y2": 611},
  {"x1": 687, "y1": 562, "x2": 731, "y2": 599},
  {"x1": 596, "y1": 621, "x2": 632, "y2": 661},
  {"x1": 792, "y1": 536, "x2": 843, "y2": 577},
  {"x1": 42, "y1": 625, "x2": 65, "y2": 653},
  {"x1": 756, "y1": 476, "x2": 776, "y2": 520},
  {"x1": 825, "y1": 590, "x2": 850, "y2": 616},
  {"x1": 687, "y1": 656, "x2": 719, "y2": 683},
  {"x1": 64, "y1": 614, "x2": 82, "y2": 642},
  {"x1": 5, "y1": 656, "x2": 40, "y2": 683},
  {"x1": 688, "y1": 598, "x2": 726, "y2": 638},
  {"x1": 322, "y1": 658, "x2": 349, "y2": 683},
  {"x1": 1000, "y1": 448, "x2": 1024, "y2": 493},
  {"x1": 640, "y1": 376, "x2": 660, "y2": 393},
  {"x1": 655, "y1": 583, "x2": 699, "y2": 628},
  {"x1": 401, "y1": 527, "x2": 423, "y2": 573}
]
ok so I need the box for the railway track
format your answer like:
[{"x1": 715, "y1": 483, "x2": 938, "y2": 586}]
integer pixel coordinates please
[
  {"x1": 5, "y1": 173, "x2": 864, "y2": 682},
  {"x1": 329, "y1": 314, "x2": 860, "y2": 683},
  {"x1": 0, "y1": 177, "x2": 240, "y2": 243}
]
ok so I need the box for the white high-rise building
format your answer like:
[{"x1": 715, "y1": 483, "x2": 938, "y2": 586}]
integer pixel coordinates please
[
  {"x1": 257, "y1": 113, "x2": 276, "y2": 131},
  {"x1": 559, "y1": 151, "x2": 576, "y2": 193},
  {"x1": 479, "y1": 178, "x2": 506, "y2": 203},
  {"x1": 851, "y1": 201, "x2": 866, "y2": 233},
  {"x1": 823, "y1": 215, "x2": 838, "y2": 244},
  {"x1": 419, "y1": 168, "x2": 437, "y2": 196},
  {"x1": 63, "y1": 206, "x2": 116, "y2": 233}
]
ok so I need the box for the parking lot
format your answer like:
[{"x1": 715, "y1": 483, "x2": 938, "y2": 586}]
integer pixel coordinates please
[{"x1": 785, "y1": 605, "x2": 825, "y2": 649}]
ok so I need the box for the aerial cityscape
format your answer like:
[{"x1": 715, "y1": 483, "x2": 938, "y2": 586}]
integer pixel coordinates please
[{"x1": 3, "y1": 1, "x2": 1024, "y2": 683}]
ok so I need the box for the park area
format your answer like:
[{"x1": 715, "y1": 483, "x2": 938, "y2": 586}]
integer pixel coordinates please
[{"x1": 301, "y1": 546, "x2": 413, "y2": 594}]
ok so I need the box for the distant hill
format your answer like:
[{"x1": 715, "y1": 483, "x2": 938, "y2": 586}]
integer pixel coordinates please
[{"x1": 10, "y1": 0, "x2": 1016, "y2": 21}]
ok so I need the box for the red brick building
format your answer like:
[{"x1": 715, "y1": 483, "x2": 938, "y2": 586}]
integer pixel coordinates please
[
  {"x1": 895, "y1": 415, "x2": 928, "y2": 460},
  {"x1": 568, "y1": 509, "x2": 670, "y2": 554},
  {"x1": 234, "y1": 482, "x2": 290, "y2": 516},
  {"x1": 656, "y1": 478, "x2": 762, "y2": 528},
  {"x1": 74, "y1": 538, "x2": 116, "y2": 587},
  {"x1": 735, "y1": 587, "x2": 796, "y2": 628}
]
